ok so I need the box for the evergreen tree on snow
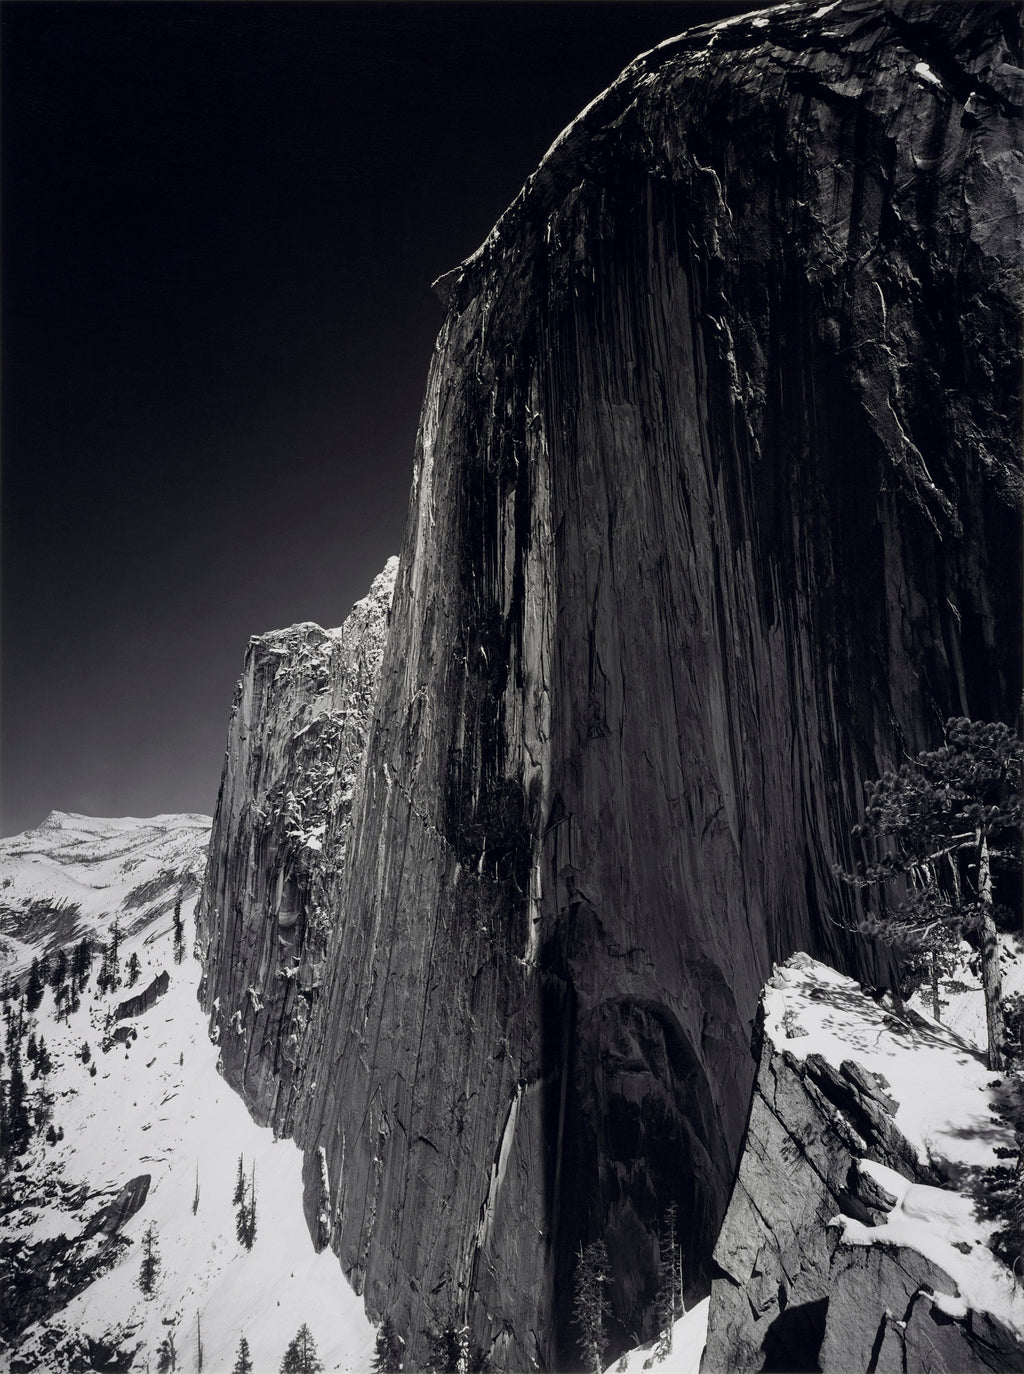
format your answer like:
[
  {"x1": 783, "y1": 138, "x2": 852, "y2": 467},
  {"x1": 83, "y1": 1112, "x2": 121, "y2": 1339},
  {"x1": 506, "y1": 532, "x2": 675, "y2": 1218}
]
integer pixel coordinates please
[
  {"x1": 173, "y1": 891, "x2": 185, "y2": 965},
  {"x1": 2, "y1": 1039, "x2": 31, "y2": 1157},
  {"x1": 49, "y1": 947, "x2": 67, "y2": 993},
  {"x1": 233, "y1": 1154, "x2": 246, "y2": 1205},
  {"x1": 127, "y1": 951, "x2": 141, "y2": 987},
  {"x1": 279, "y1": 1323, "x2": 324, "y2": 1374},
  {"x1": 35, "y1": 1035, "x2": 52, "y2": 1078},
  {"x1": 572, "y1": 1238, "x2": 610, "y2": 1374},
  {"x1": 236, "y1": 1164, "x2": 257, "y2": 1250},
  {"x1": 371, "y1": 1316, "x2": 403, "y2": 1373},
  {"x1": 139, "y1": 1222, "x2": 161, "y2": 1296},
  {"x1": 654, "y1": 1201, "x2": 684, "y2": 1361},
  {"x1": 25, "y1": 958, "x2": 43, "y2": 1013},
  {"x1": 232, "y1": 1335, "x2": 254, "y2": 1374},
  {"x1": 71, "y1": 936, "x2": 92, "y2": 992}
]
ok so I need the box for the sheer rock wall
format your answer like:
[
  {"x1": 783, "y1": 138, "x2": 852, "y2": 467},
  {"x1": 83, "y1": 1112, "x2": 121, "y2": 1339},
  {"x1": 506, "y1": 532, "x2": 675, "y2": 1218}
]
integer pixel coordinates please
[
  {"x1": 197, "y1": 560, "x2": 397, "y2": 1138},
  {"x1": 201, "y1": 2, "x2": 1022, "y2": 1368}
]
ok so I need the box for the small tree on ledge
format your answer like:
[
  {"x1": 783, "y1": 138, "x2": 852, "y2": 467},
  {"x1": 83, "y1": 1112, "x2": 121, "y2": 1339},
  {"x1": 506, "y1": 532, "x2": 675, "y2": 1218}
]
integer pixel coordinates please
[{"x1": 838, "y1": 717, "x2": 1022, "y2": 1070}]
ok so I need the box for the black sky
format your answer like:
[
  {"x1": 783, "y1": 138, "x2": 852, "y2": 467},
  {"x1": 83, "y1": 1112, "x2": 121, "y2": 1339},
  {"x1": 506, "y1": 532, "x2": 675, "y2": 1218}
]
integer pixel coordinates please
[{"x1": 2, "y1": 0, "x2": 766, "y2": 837}]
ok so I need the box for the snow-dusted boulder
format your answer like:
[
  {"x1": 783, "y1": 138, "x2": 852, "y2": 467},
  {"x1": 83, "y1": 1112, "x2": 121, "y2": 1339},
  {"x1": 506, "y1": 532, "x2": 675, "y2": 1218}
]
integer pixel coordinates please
[{"x1": 702, "y1": 954, "x2": 1024, "y2": 1373}]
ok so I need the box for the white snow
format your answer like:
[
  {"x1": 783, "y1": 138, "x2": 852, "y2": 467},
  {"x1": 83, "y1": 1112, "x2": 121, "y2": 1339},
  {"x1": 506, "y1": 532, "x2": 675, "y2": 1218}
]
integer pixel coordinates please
[
  {"x1": 605, "y1": 1298, "x2": 709, "y2": 1374},
  {"x1": 765, "y1": 953, "x2": 1024, "y2": 1343},
  {"x1": 0, "y1": 811, "x2": 211, "y2": 971},
  {"x1": 1, "y1": 815, "x2": 375, "y2": 1374},
  {"x1": 837, "y1": 1161, "x2": 1023, "y2": 1332},
  {"x1": 913, "y1": 60, "x2": 943, "y2": 88},
  {"x1": 762, "y1": 954, "x2": 1011, "y2": 1171}
]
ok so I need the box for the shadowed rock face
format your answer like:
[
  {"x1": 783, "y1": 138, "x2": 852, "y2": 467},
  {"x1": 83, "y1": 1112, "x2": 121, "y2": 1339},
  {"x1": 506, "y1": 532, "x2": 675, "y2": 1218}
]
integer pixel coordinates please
[
  {"x1": 196, "y1": 560, "x2": 397, "y2": 1134},
  {"x1": 201, "y1": 2, "x2": 1021, "y2": 1369}
]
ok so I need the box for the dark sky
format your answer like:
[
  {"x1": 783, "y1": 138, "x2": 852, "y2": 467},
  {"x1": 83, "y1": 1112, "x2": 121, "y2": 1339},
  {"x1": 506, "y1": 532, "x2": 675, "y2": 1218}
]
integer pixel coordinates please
[{"x1": 2, "y1": 0, "x2": 764, "y2": 837}]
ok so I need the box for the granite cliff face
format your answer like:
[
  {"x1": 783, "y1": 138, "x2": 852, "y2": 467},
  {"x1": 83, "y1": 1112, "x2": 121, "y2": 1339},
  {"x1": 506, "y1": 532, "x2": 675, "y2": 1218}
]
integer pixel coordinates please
[
  {"x1": 197, "y1": 560, "x2": 396, "y2": 1137},
  {"x1": 200, "y1": 2, "x2": 1022, "y2": 1368}
]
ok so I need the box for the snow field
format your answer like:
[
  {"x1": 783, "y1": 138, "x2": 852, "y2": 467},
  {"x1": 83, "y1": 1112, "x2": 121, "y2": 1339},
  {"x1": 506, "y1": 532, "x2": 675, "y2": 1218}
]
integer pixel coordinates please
[{"x1": 8, "y1": 886, "x2": 375, "y2": 1373}]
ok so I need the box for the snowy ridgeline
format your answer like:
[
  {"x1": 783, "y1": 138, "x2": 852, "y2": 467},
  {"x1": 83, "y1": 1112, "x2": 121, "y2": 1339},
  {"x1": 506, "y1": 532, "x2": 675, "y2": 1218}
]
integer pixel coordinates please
[{"x1": 0, "y1": 813, "x2": 375, "y2": 1374}]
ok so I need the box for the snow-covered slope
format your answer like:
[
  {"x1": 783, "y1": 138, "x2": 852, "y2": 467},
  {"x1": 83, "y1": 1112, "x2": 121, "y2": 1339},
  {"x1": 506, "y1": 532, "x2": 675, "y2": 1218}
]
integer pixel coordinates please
[
  {"x1": 0, "y1": 811, "x2": 211, "y2": 972},
  {"x1": 605, "y1": 1300, "x2": 709, "y2": 1374},
  {"x1": 1, "y1": 814, "x2": 375, "y2": 1374}
]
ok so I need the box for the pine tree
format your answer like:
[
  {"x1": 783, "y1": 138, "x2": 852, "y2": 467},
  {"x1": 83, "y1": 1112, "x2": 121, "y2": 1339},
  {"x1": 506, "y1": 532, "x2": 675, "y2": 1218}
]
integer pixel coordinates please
[
  {"x1": 233, "y1": 1336, "x2": 254, "y2": 1374},
  {"x1": 139, "y1": 1222, "x2": 161, "y2": 1295},
  {"x1": 33, "y1": 1085, "x2": 54, "y2": 1134},
  {"x1": 127, "y1": 951, "x2": 141, "y2": 987},
  {"x1": 4, "y1": 1040, "x2": 31, "y2": 1157},
  {"x1": 233, "y1": 1154, "x2": 246, "y2": 1205},
  {"x1": 71, "y1": 937, "x2": 93, "y2": 992},
  {"x1": 25, "y1": 959, "x2": 43, "y2": 1013},
  {"x1": 371, "y1": 1316, "x2": 403, "y2": 1373},
  {"x1": 36, "y1": 1035, "x2": 52, "y2": 1077},
  {"x1": 654, "y1": 1202, "x2": 683, "y2": 1361},
  {"x1": 173, "y1": 892, "x2": 185, "y2": 965},
  {"x1": 424, "y1": 1311, "x2": 465, "y2": 1374},
  {"x1": 838, "y1": 717, "x2": 1022, "y2": 1069},
  {"x1": 573, "y1": 1238, "x2": 610, "y2": 1374},
  {"x1": 96, "y1": 943, "x2": 111, "y2": 996},
  {"x1": 110, "y1": 918, "x2": 122, "y2": 986},
  {"x1": 49, "y1": 947, "x2": 68, "y2": 993},
  {"x1": 236, "y1": 1164, "x2": 257, "y2": 1249},
  {"x1": 193, "y1": 1163, "x2": 200, "y2": 1216},
  {"x1": 279, "y1": 1323, "x2": 324, "y2": 1374}
]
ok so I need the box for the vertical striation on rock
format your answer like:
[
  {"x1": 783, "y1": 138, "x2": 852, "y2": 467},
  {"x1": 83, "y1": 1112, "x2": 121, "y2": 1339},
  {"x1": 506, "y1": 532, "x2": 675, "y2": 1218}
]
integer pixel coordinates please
[
  {"x1": 201, "y1": 2, "x2": 1022, "y2": 1369},
  {"x1": 196, "y1": 559, "x2": 397, "y2": 1138}
]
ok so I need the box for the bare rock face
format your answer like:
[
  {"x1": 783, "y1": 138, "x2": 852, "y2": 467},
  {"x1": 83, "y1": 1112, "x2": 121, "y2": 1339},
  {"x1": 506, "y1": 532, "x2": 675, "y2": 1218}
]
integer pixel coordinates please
[
  {"x1": 201, "y1": 2, "x2": 1022, "y2": 1369},
  {"x1": 114, "y1": 971, "x2": 168, "y2": 1022},
  {"x1": 196, "y1": 559, "x2": 397, "y2": 1134},
  {"x1": 701, "y1": 954, "x2": 1024, "y2": 1374}
]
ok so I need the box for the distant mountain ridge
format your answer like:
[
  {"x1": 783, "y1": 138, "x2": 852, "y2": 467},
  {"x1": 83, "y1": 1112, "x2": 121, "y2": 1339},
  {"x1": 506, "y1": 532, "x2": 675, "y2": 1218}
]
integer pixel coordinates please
[{"x1": 0, "y1": 811, "x2": 211, "y2": 972}]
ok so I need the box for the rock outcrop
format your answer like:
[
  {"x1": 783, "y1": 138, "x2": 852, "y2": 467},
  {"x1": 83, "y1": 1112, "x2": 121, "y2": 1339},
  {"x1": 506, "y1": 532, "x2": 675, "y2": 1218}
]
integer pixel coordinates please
[
  {"x1": 1, "y1": 1176, "x2": 150, "y2": 1350},
  {"x1": 200, "y1": 2, "x2": 1022, "y2": 1368},
  {"x1": 702, "y1": 953, "x2": 1024, "y2": 1373},
  {"x1": 197, "y1": 559, "x2": 397, "y2": 1134},
  {"x1": 114, "y1": 971, "x2": 168, "y2": 1022}
]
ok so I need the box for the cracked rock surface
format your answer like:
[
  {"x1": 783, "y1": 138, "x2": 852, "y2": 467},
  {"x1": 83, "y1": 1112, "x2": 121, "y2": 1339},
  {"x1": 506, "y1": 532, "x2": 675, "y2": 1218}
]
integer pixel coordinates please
[
  {"x1": 702, "y1": 954, "x2": 1024, "y2": 1373},
  {"x1": 200, "y1": 2, "x2": 1021, "y2": 1369}
]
